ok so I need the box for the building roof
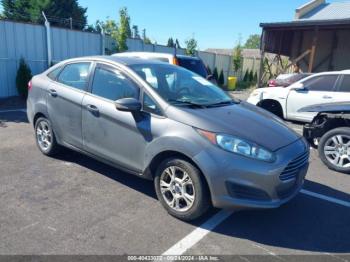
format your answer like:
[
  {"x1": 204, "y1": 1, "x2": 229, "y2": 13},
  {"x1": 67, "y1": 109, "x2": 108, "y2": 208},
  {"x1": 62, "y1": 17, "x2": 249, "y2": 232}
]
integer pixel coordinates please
[
  {"x1": 299, "y1": 2, "x2": 350, "y2": 20},
  {"x1": 261, "y1": 1, "x2": 350, "y2": 29}
]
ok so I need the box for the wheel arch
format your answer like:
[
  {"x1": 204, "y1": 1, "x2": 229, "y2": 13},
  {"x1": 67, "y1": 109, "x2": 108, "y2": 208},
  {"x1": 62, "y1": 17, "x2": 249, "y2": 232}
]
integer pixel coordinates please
[
  {"x1": 257, "y1": 99, "x2": 285, "y2": 118},
  {"x1": 144, "y1": 150, "x2": 212, "y2": 203}
]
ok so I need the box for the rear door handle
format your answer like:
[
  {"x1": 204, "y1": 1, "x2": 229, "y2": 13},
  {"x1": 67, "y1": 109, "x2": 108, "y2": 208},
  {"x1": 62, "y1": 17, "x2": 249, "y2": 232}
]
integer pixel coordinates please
[
  {"x1": 322, "y1": 95, "x2": 332, "y2": 99},
  {"x1": 86, "y1": 104, "x2": 99, "y2": 113},
  {"x1": 49, "y1": 89, "x2": 57, "y2": 97}
]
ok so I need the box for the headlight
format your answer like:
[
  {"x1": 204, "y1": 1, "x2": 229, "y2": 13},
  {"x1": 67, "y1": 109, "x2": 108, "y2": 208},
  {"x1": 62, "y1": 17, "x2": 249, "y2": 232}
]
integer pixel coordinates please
[{"x1": 196, "y1": 129, "x2": 275, "y2": 162}]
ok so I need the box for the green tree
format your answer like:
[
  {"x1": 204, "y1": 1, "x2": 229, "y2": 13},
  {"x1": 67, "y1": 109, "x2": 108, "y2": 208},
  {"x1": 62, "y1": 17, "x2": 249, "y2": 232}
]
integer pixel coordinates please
[
  {"x1": 167, "y1": 37, "x2": 175, "y2": 47},
  {"x1": 253, "y1": 71, "x2": 258, "y2": 83},
  {"x1": 132, "y1": 25, "x2": 140, "y2": 39},
  {"x1": 1, "y1": 0, "x2": 87, "y2": 29},
  {"x1": 144, "y1": 37, "x2": 152, "y2": 44},
  {"x1": 248, "y1": 70, "x2": 254, "y2": 82},
  {"x1": 244, "y1": 34, "x2": 261, "y2": 49},
  {"x1": 117, "y1": 7, "x2": 131, "y2": 52},
  {"x1": 243, "y1": 70, "x2": 249, "y2": 82},
  {"x1": 206, "y1": 65, "x2": 212, "y2": 75},
  {"x1": 232, "y1": 40, "x2": 243, "y2": 72},
  {"x1": 16, "y1": 57, "x2": 32, "y2": 98},
  {"x1": 213, "y1": 67, "x2": 219, "y2": 81},
  {"x1": 175, "y1": 38, "x2": 181, "y2": 48},
  {"x1": 218, "y1": 70, "x2": 225, "y2": 87},
  {"x1": 185, "y1": 37, "x2": 197, "y2": 56}
]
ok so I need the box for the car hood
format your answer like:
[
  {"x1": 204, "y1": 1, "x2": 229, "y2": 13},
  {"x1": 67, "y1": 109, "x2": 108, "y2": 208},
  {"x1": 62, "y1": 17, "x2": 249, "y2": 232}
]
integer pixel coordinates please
[
  {"x1": 298, "y1": 102, "x2": 350, "y2": 113},
  {"x1": 166, "y1": 101, "x2": 300, "y2": 152}
]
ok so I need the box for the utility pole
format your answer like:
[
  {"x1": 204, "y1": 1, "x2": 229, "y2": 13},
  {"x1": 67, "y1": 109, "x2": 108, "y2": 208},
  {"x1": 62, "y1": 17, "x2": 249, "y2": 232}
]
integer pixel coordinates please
[
  {"x1": 142, "y1": 29, "x2": 146, "y2": 40},
  {"x1": 42, "y1": 12, "x2": 52, "y2": 67},
  {"x1": 69, "y1": 17, "x2": 73, "y2": 30}
]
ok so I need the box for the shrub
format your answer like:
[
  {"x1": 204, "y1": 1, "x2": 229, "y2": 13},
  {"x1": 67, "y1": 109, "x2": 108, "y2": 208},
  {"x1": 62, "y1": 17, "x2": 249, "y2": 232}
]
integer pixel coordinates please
[
  {"x1": 248, "y1": 70, "x2": 254, "y2": 82},
  {"x1": 243, "y1": 70, "x2": 249, "y2": 82},
  {"x1": 218, "y1": 70, "x2": 225, "y2": 87},
  {"x1": 213, "y1": 67, "x2": 219, "y2": 81},
  {"x1": 206, "y1": 65, "x2": 212, "y2": 75},
  {"x1": 253, "y1": 72, "x2": 258, "y2": 83},
  {"x1": 16, "y1": 58, "x2": 32, "y2": 98}
]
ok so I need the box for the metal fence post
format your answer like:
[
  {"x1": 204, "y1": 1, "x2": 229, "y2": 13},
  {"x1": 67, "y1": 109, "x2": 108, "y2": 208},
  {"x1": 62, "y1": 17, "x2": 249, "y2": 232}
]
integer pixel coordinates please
[{"x1": 42, "y1": 12, "x2": 52, "y2": 67}]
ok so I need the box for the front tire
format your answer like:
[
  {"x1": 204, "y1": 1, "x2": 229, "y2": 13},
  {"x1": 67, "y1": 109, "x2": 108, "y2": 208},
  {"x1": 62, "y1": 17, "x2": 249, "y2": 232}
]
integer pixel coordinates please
[
  {"x1": 35, "y1": 117, "x2": 60, "y2": 156},
  {"x1": 154, "y1": 158, "x2": 211, "y2": 221},
  {"x1": 318, "y1": 127, "x2": 350, "y2": 174}
]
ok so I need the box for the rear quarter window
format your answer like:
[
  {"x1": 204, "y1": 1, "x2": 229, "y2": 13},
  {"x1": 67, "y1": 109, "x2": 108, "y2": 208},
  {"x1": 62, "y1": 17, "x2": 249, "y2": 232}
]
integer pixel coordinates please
[{"x1": 47, "y1": 66, "x2": 63, "y2": 80}]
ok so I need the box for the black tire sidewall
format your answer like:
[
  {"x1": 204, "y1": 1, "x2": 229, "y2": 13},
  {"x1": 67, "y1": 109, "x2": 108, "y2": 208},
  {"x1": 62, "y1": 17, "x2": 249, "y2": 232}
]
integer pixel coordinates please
[
  {"x1": 318, "y1": 127, "x2": 350, "y2": 174},
  {"x1": 154, "y1": 158, "x2": 210, "y2": 221},
  {"x1": 34, "y1": 117, "x2": 58, "y2": 156}
]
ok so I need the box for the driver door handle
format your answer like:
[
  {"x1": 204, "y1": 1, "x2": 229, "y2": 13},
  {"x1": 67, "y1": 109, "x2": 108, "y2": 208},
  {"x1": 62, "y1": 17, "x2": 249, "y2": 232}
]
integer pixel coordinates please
[
  {"x1": 86, "y1": 104, "x2": 99, "y2": 113},
  {"x1": 322, "y1": 95, "x2": 332, "y2": 99},
  {"x1": 49, "y1": 89, "x2": 57, "y2": 97}
]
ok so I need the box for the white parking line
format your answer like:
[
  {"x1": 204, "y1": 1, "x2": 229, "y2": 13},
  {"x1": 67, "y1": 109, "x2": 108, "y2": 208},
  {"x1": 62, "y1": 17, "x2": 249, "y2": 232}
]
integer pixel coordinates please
[
  {"x1": 0, "y1": 108, "x2": 26, "y2": 113},
  {"x1": 162, "y1": 189, "x2": 350, "y2": 257},
  {"x1": 162, "y1": 210, "x2": 233, "y2": 256},
  {"x1": 301, "y1": 189, "x2": 350, "y2": 208}
]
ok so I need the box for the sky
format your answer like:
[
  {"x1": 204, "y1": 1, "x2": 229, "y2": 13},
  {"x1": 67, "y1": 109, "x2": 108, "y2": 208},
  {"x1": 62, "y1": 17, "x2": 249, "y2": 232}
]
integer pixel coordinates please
[
  {"x1": 78, "y1": 0, "x2": 340, "y2": 50},
  {"x1": 0, "y1": 0, "x2": 342, "y2": 50}
]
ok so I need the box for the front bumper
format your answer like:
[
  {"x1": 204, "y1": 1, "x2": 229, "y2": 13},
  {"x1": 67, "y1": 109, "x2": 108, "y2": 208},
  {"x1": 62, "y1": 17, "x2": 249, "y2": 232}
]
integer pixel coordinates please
[{"x1": 194, "y1": 138, "x2": 309, "y2": 209}]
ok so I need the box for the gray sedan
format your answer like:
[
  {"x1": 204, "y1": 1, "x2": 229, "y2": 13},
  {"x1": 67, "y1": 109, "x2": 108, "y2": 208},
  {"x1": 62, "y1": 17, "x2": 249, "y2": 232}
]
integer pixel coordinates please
[{"x1": 27, "y1": 56, "x2": 309, "y2": 221}]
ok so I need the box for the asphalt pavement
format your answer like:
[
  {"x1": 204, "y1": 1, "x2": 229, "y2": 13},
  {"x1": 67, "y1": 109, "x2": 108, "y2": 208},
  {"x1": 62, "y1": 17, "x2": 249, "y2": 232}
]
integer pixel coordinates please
[{"x1": 0, "y1": 109, "x2": 349, "y2": 261}]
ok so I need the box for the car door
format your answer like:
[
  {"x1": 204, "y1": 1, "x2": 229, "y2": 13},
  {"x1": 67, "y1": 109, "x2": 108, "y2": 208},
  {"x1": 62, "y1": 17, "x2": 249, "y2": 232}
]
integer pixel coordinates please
[
  {"x1": 47, "y1": 61, "x2": 92, "y2": 148},
  {"x1": 286, "y1": 74, "x2": 339, "y2": 122},
  {"x1": 82, "y1": 63, "x2": 155, "y2": 172}
]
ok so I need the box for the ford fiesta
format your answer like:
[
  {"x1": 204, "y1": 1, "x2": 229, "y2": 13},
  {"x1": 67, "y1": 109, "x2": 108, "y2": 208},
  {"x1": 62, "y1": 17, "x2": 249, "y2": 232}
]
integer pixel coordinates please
[{"x1": 27, "y1": 56, "x2": 309, "y2": 221}]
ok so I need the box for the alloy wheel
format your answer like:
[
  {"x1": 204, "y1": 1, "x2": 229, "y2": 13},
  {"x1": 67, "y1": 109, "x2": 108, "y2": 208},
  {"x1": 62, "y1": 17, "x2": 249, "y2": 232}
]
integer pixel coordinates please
[
  {"x1": 159, "y1": 166, "x2": 195, "y2": 212},
  {"x1": 36, "y1": 120, "x2": 52, "y2": 151},
  {"x1": 324, "y1": 134, "x2": 350, "y2": 168}
]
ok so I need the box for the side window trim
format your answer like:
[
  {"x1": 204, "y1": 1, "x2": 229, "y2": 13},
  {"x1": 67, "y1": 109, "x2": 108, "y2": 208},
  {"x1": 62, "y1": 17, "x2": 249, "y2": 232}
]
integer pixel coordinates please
[{"x1": 55, "y1": 61, "x2": 93, "y2": 92}]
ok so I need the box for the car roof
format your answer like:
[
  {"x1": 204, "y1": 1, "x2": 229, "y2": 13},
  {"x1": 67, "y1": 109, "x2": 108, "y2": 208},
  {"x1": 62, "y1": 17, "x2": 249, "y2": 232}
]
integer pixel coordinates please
[
  {"x1": 113, "y1": 52, "x2": 174, "y2": 59},
  {"x1": 113, "y1": 52, "x2": 201, "y2": 60},
  {"x1": 56, "y1": 55, "x2": 167, "y2": 66}
]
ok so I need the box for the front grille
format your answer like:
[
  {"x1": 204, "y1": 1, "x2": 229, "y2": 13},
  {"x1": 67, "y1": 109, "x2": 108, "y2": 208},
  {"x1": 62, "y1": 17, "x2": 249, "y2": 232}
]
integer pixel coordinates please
[{"x1": 280, "y1": 151, "x2": 309, "y2": 181}]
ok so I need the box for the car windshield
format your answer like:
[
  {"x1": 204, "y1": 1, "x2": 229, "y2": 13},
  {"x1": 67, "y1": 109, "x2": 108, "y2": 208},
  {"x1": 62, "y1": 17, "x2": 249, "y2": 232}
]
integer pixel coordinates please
[{"x1": 130, "y1": 63, "x2": 234, "y2": 107}]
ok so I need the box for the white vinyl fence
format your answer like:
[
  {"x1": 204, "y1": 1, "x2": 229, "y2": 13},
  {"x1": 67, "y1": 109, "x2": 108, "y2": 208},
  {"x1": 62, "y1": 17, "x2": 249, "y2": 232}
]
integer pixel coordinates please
[{"x1": 0, "y1": 20, "x2": 239, "y2": 98}]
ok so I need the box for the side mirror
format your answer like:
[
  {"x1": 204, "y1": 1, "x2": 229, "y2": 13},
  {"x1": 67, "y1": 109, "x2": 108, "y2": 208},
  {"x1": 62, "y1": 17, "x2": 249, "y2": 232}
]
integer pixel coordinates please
[
  {"x1": 115, "y1": 98, "x2": 141, "y2": 112},
  {"x1": 206, "y1": 74, "x2": 214, "y2": 80},
  {"x1": 206, "y1": 75, "x2": 217, "y2": 85},
  {"x1": 291, "y1": 83, "x2": 307, "y2": 91}
]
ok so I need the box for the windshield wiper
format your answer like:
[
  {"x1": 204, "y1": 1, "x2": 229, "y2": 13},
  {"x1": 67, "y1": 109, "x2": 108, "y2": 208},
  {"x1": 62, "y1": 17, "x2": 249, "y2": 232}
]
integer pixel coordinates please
[
  {"x1": 204, "y1": 100, "x2": 238, "y2": 107},
  {"x1": 168, "y1": 99, "x2": 206, "y2": 108}
]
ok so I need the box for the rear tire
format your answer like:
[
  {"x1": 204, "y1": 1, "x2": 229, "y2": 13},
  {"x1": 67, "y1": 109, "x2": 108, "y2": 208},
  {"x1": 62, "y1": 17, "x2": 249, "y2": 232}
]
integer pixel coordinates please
[
  {"x1": 35, "y1": 117, "x2": 60, "y2": 156},
  {"x1": 318, "y1": 127, "x2": 350, "y2": 174},
  {"x1": 154, "y1": 158, "x2": 211, "y2": 221}
]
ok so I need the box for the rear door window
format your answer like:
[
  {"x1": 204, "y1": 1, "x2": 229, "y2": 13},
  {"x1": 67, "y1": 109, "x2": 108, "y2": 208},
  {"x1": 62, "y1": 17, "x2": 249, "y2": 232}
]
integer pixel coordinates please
[
  {"x1": 303, "y1": 75, "x2": 338, "y2": 92},
  {"x1": 57, "y1": 62, "x2": 91, "y2": 91},
  {"x1": 338, "y1": 75, "x2": 350, "y2": 92},
  {"x1": 176, "y1": 57, "x2": 208, "y2": 78},
  {"x1": 47, "y1": 66, "x2": 63, "y2": 80}
]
